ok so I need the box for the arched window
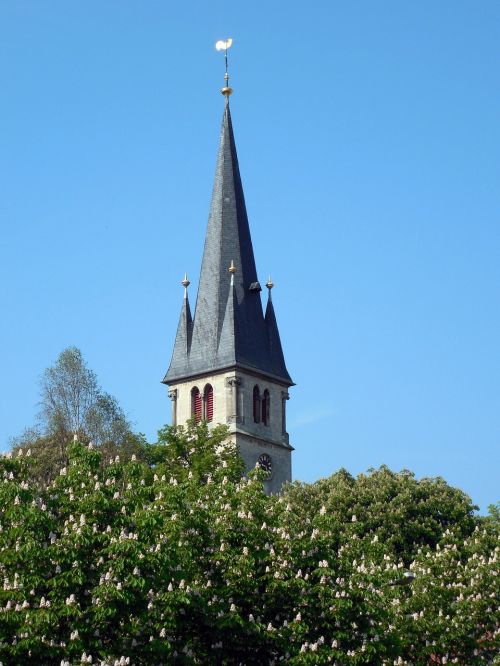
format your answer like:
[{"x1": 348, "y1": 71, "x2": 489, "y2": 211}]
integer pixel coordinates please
[
  {"x1": 253, "y1": 385, "x2": 261, "y2": 423},
  {"x1": 191, "y1": 387, "x2": 202, "y2": 422},
  {"x1": 262, "y1": 389, "x2": 270, "y2": 426},
  {"x1": 204, "y1": 384, "x2": 214, "y2": 423}
]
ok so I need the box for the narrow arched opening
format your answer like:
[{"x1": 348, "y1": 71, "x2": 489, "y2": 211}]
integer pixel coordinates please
[
  {"x1": 253, "y1": 385, "x2": 261, "y2": 423},
  {"x1": 262, "y1": 389, "x2": 270, "y2": 426},
  {"x1": 204, "y1": 384, "x2": 214, "y2": 423},
  {"x1": 191, "y1": 386, "x2": 202, "y2": 422}
]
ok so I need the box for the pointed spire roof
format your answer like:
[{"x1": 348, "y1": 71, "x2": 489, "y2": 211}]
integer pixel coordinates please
[
  {"x1": 264, "y1": 285, "x2": 290, "y2": 381},
  {"x1": 164, "y1": 277, "x2": 193, "y2": 381},
  {"x1": 163, "y1": 101, "x2": 292, "y2": 386}
]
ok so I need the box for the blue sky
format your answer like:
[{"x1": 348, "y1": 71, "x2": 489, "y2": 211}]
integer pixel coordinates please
[{"x1": 1, "y1": 1, "x2": 498, "y2": 511}]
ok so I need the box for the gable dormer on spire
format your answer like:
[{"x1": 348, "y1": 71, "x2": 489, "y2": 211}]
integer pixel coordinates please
[{"x1": 216, "y1": 260, "x2": 241, "y2": 367}]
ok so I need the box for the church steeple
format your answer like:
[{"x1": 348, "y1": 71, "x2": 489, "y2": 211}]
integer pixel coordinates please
[
  {"x1": 163, "y1": 51, "x2": 293, "y2": 492},
  {"x1": 163, "y1": 102, "x2": 292, "y2": 386}
]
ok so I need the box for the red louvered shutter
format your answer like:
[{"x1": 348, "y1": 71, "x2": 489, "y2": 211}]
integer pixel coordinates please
[
  {"x1": 253, "y1": 386, "x2": 260, "y2": 423},
  {"x1": 194, "y1": 391, "x2": 202, "y2": 422},
  {"x1": 192, "y1": 388, "x2": 202, "y2": 422},
  {"x1": 205, "y1": 385, "x2": 214, "y2": 422},
  {"x1": 262, "y1": 390, "x2": 270, "y2": 425}
]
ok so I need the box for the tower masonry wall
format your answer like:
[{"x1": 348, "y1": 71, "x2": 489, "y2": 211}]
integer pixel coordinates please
[
  {"x1": 172, "y1": 373, "x2": 230, "y2": 427},
  {"x1": 168, "y1": 368, "x2": 292, "y2": 492},
  {"x1": 233, "y1": 431, "x2": 292, "y2": 495}
]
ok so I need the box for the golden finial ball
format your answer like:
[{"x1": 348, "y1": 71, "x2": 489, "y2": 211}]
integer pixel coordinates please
[
  {"x1": 228, "y1": 260, "x2": 237, "y2": 274},
  {"x1": 181, "y1": 274, "x2": 190, "y2": 288}
]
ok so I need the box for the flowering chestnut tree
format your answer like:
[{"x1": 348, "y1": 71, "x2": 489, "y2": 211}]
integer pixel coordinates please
[{"x1": 0, "y1": 423, "x2": 498, "y2": 665}]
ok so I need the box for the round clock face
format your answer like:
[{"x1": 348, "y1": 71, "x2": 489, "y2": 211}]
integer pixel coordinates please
[{"x1": 258, "y1": 453, "x2": 273, "y2": 477}]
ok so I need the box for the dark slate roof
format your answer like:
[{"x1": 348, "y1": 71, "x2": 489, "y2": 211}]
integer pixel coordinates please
[
  {"x1": 163, "y1": 101, "x2": 292, "y2": 386},
  {"x1": 264, "y1": 290, "x2": 291, "y2": 382},
  {"x1": 165, "y1": 289, "x2": 193, "y2": 379}
]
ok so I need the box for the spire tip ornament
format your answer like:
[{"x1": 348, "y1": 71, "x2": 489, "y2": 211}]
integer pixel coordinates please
[
  {"x1": 216, "y1": 38, "x2": 234, "y2": 97},
  {"x1": 181, "y1": 273, "x2": 190, "y2": 288},
  {"x1": 266, "y1": 276, "x2": 274, "y2": 290},
  {"x1": 228, "y1": 260, "x2": 237, "y2": 274}
]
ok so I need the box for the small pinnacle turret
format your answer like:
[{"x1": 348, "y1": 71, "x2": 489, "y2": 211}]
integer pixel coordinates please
[{"x1": 166, "y1": 276, "x2": 193, "y2": 377}]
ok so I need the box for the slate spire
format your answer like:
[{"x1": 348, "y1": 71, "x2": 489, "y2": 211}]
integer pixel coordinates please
[
  {"x1": 264, "y1": 281, "x2": 290, "y2": 381},
  {"x1": 163, "y1": 100, "x2": 292, "y2": 386},
  {"x1": 165, "y1": 276, "x2": 193, "y2": 380}
]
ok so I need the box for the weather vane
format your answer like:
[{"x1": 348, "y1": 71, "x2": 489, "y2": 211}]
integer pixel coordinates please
[{"x1": 215, "y1": 38, "x2": 233, "y2": 97}]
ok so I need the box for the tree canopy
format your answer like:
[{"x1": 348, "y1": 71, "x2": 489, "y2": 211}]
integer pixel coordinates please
[
  {"x1": 0, "y1": 423, "x2": 498, "y2": 665},
  {"x1": 11, "y1": 347, "x2": 139, "y2": 486},
  {"x1": 37, "y1": 347, "x2": 130, "y2": 446}
]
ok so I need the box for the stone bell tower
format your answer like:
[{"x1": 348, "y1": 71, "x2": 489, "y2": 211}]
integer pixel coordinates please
[{"x1": 162, "y1": 66, "x2": 294, "y2": 493}]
